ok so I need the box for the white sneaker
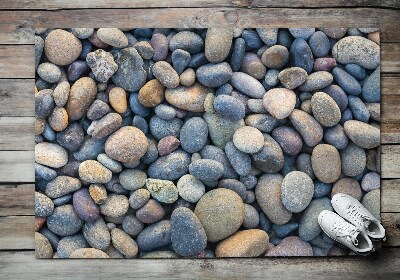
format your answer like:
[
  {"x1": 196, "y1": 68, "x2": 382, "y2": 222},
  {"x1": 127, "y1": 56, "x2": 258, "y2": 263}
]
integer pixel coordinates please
[
  {"x1": 318, "y1": 210, "x2": 374, "y2": 255},
  {"x1": 332, "y1": 193, "x2": 386, "y2": 241}
]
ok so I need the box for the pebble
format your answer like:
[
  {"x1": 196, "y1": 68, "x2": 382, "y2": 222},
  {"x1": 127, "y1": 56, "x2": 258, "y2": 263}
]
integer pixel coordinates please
[
  {"x1": 112, "y1": 47, "x2": 146, "y2": 91},
  {"x1": 332, "y1": 67, "x2": 362, "y2": 95},
  {"x1": 261, "y1": 45, "x2": 289, "y2": 69},
  {"x1": 35, "y1": 232, "x2": 53, "y2": 258},
  {"x1": 332, "y1": 177, "x2": 362, "y2": 201},
  {"x1": 99, "y1": 194, "x2": 129, "y2": 218},
  {"x1": 154, "y1": 104, "x2": 176, "y2": 120},
  {"x1": 35, "y1": 192, "x2": 54, "y2": 217},
  {"x1": 89, "y1": 184, "x2": 108, "y2": 204},
  {"x1": 242, "y1": 204, "x2": 260, "y2": 228},
  {"x1": 196, "y1": 62, "x2": 233, "y2": 88},
  {"x1": 194, "y1": 188, "x2": 244, "y2": 242},
  {"x1": 230, "y1": 72, "x2": 265, "y2": 98},
  {"x1": 255, "y1": 174, "x2": 292, "y2": 225},
  {"x1": 82, "y1": 218, "x2": 110, "y2": 249},
  {"x1": 299, "y1": 71, "x2": 333, "y2": 92},
  {"x1": 105, "y1": 126, "x2": 148, "y2": 162},
  {"x1": 35, "y1": 163, "x2": 57, "y2": 181},
  {"x1": 86, "y1": 49, "x2": 118, "y2": 83},
  {"x1": 87, "y1": 100, "x2": 110, "y2": 121},
  {"x1": 256, "y1": 28, "x2": 278, "y2": 46},
  {"x1": 165, "y1": 83, "x2": 211, "y2": 112},
  {"x1": 66, "y1": 77, "x2": 97, "y2": 121},
  {"x1": 345, "y1": 64, "x2": 366, "y2": 80},
  {"x1": 68, "y1": 60, "x2": 89, "y2": 82},
  {"x1": 53, "y1": 81, "x2": 70, "y2": 107},
  {"x1": 35, "y1": 142, "x2": 68, "y2": 168},
  {"x1": 78, "y1": 160, "x2": 112, "y2": 184},
  {"x1": 332, "y1": 36, "x2": 380, "y2": 69},
  {"x1": 289, "y1": 109, "x2": 323, "y2": 147},
  {"x1": 47, "y1": 204, "x2": 84, "y2": 236},
  {"x1": 57, "y1": 234, "x2": 88, "y2": 258},
  {"x1": 266, "y1": 236, "x2": 313, "y2": 257},
  {"x1": 225, "y1": 141, "x2": 252, "y2": 176},
  {"x1": 129, "y1": 189, "x2": 150, "y2": 210},
  {"x1": 171, "y1": 49, "x2": 190, "y2": 75},
  {"x1": 323, "y1": 85, "x2": 348, "y2": 112},
  {"x1": 263, "y1": 88, "x2": 296, "y2": 119},
  {"x1": 205, "y1": 28, "x2": 233, "y2": 63},
  {"x1": 361, "y1": 172, "x2": 380, "y2": 192},
  {"x1": 311, "y1": 92, "x2": 341, "y2": 127},
  {"x1": 299, "y1": 197, "x2": 333, "y2": 241},
  {"x1": 157, "y1": 136, "x2": 180, "y2": 156},
  {"x1": 96, "y1": 153, "x2": 122, "y2": 173},
  {"x1": 87, "y1": 113, "x2": 122, "y2": 139},
  {"x1": 343, "y1": 120, "x2": 380, "y2": 149},
  {"x1": 362, "y1": 67, "x2": 380, "y2": 102},
  {"x1": 37, "y1": 62, "x2": 61, "y2": 83},
  {"x1": 319, "y1": 28, "x2": 347, "y2": 39},
  {"x1": 136, "y1": 220, "x2": 172, "y2": 251},
  {"x1": 180, "y1": 117, "x2": 208, "y2": 153},
  {"x1": 213, "y1": 94, "x2": 245, "y2": 121},
  {"x1": 169, "y1": 31, "x2": 204, "y2": 54},
  {"x1": 176, "y1": 174, "x2": 205, "y2": 203},
  {"x1": 251, "y1": 134, "x2": 284, "y2": 173},
  {"x1": 73, "y1": 136, "x2": 106, "y2": 161},
  {"x1": 230, "y1": 38, "x2": 246, "y2": 72},
  {"x1": 122, "y1": 215, "x2": 144, "y2": 237},
  {"x1": 289, "y1": 28, "x2": 315, "y2": 40},
  {"x1": 179, "y1": 68, "x2": 196, "y2": 86},
  {"x1": 271, "y1": 126, "x2": 303, "y2": 155},
  {"x1": 314, "y1": 57, "x2": 337, "y2": 72},
  {"x1": 273, "y1": 222, "x2": 298, "y2": 239},
  {"x1": 264, "y1": 69, "x2": 280, "y2": 87},
  {"x1": 281, "y1": 171, "x2": 314, "y2": 213},
  {"x1": 48, "y1": 107, "x2": 68, "y2": 132},
  {"x1": 311, "y1": 144, "x2": 341, "y2": 183},
  {"x1": 152, "y1": 61, "x2": 180, "y2": 88},
  {"x1": 149, "y1": 116, "x2": 183, "y2": 140},
  {"x1": 134, "y1": 41, "x2": 154, "y2": 60},
  {"x1": 44, "y1": 29, "x2": 82, "y2": 66},
  {"x1": 200, "y1": 145, "x2": 238, "y2": 179},
  {"x1": 278, "y1": 67, "x2": 307, "y2": 89},
  {"x1": 362, "y1": 189, "x2": 380, "y2": 220},
  {"x1": 107, "y1": 87, "x2": 127, "y2": 113},
  {"x1": 146, "y1": 178, "x2": 179, "y2": 204},
  {"x1": 151, "y1": 33, "x2": 169, "y2": 61},
  {"x1": 35, "y1": 89, "x2": 55, "y2": 118},
  {"x1": 111, "y1": 228, "x2": 138, "y2": 257},
  {"x1": 242, "y1": 29, "x2": 263, "y2": 48},
  {"x1": 72, "y1": 188, "x2": 100, "y2": 222},
  {"x1": 171, "y1": 207, "x2": 207, "y2": 256},
  {"x1": 204, "y1": 112, "x2": 244, "y2": 148},
  {"x1": 70, "y1": 248, "x2": 109, "y2": 258},
  {"x1": 218, "y1": 179, "x2": 247, "y2": 201},
  {"x1": 309, "y1": 31, "x2": 330, "y2": 57},
  {"x1": 340, "y1": 142, "x2": 366, "y2": 177},
  {"x1": 148, "y1": 150, "x2": 191, "y2": 180},
  {"x1": 35, "y1": 35, "x2": 44, "y2": 69},
  {"x1": 136, "y1": 199, "x2": 165, "y2": 224},
  {"x1": 216, "y1": 229, "x2": 269, "y2": 257},
  {"x1": 97, "y1": 28, "x2": 128, "y2": 48},
  {"x1": 232, "y1": 126, "x2": 264, "y2": 154},
  {"x1": 189, "y1": 159, "x2": 224, "y2": 181},
  {"x1": 240, "y1": 52, "x2": 266, "y2": 79},
  {"x1": 289, "y1": 38, "x2": 314, "y2": 73},
  {"x1": 71, "y1": 28, "x2": 94, "y2": 39}
]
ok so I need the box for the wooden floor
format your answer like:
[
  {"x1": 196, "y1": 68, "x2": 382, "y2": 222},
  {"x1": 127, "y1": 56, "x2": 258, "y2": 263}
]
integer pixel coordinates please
[{"x1": 0, "y1": 1, "x2": 399, "y2": 279}]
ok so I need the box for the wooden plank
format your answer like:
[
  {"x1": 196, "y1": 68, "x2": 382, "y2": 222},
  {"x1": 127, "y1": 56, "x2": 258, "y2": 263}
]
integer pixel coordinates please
[
  {"x1": 0, "y1": 249, "x2": 400, "y2": 279},
  {"x1": 381, "y1": 124, "x2": 400, "y2": 144},
  {"x1": 381, "y1": 43, "x2": 400, "y2": 73},
  {"x1": 0, "y1": 8, "x2": 399, "y2": 44},
  {"x1": 381, "y1": 180, "x2": 400, "y2": 213},
  {"x1": 381, "y1": 145, "x2": 400, "y2": 179},
  {"x1": 0, "y1": 45, "x2": 33, "y2": 78},
  {"x1": 0, "y1": 216, "x2": 33, "y2": 250},
  {"x1": 0, "y1": 79, "x2": 34, "y2": 117},
  {"x1": 382, "y1": 213, "x2": 400, "y2": 247},
  {"x1": 0, "y1": 0, "x2": 399, "y2": 10},
  {"x1": 0, "y1": 184, "x2": 34, "y2": 216},
  {"x1": 0, "y1": 117, "x2": 34, "y2": 150},
  {"x1": 0, "y1": 151, "x2": 34, "y2": 182}
]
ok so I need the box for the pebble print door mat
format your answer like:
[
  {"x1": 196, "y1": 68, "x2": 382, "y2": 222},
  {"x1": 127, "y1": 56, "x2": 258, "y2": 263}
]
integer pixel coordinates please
[{"x1": 35, "y1": 27, "x2": 381, "y2": 258}]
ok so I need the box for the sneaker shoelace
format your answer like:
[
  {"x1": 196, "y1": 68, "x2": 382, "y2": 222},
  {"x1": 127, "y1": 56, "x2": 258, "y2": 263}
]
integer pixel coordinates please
[
  {"x1": 332, "y1": 221, "x2": 360, "y2": 246},
  {"x1": 346, "y1": 204, "x2": 375, "y2": 235}
]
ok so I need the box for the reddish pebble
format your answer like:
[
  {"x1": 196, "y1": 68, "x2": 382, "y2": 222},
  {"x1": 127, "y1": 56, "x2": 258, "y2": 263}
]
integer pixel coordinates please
[
  {"x1": 157, "y1": 136, "x2": 180, "y2": 156},
  {"x1": 314, "y1": 58, "x2": 337, "y2": 72}
]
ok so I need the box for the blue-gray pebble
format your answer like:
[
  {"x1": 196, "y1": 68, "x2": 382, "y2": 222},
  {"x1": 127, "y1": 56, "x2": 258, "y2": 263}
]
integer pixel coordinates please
[
  {"x1": 189, "y1": 159, "x2": 224, "y2": 181},
  {"x1": 348, "y1": 95, "x2": 370, "y2": 123},
  {"x1": 196, "y1": 62, "x2": 233, "y2": 88},
  {"x1": 362, "y1": 66, "x2": 380, "y2": 102},
  {"x1": 180, "y1": 117, "x2": 208, "y2": 153},
  {"x1": 136, "y1": 220, "x2": 172, "y2": 251},
  {"x1": 225, "y1": 141, "x2": 252, "y2": 176},
  {"x1": 148, "y1": 149, "x2": 191, "y2": 180},
  {"x1": 332, "y1": 67, "x2": 362, "y2": 95},
  {"x1": 213, "y1": 94, "x2": 245, "y2": 121},
  {"x1": 290, "y1": 38, "x2": 314, "y2": 73},
  {"x1": 149, "y1": 116, "x2": 183, "y2": 140}
]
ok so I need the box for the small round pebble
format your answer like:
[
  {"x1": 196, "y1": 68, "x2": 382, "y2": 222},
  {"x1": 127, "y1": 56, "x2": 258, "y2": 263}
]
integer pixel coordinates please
[
  {"x1": 99, "y1": 194, "x2": 129, "y2": 218},
  {"x1": 281, "y1": 171, "x2": 314, "y2": 213},
  {"x1": 136, "y1": 199, "x2": 165, "y2": 224},
  {"x1": 35, "y1": 192, "x2": 54, "y2": 217},
  {"x1": 278, "y1": 67, "x2": 308, "y2": 89},
  {"x1": 82, "y1": 218, "x2": 110, "y2": 250},
  {"x1": 176, "y1": 174, "x2": 205, "y2": 203},
  {"x1": 138, "y1": 79, "x2": 165, "y2": 107},
  {"x1": 180, "y1": 117, "x2": 209, "y2": 153},
  {"x1": 129, "y1": 189, "x2": 151, "y2": 210},
  {"x1": 361, "y1": 172, "x2": 380, "y2": 192},
  {"x1": 261, "y1": 45, "x2": 289, "y2": 69},
  {"x1": 146, "y1": 178, "x2": 179, "y2": 204},
  {"x1": 311, "y1": 144, "x2": 341, "y2": 183},
  {"x1": 47, "y1": 204, "x2": 84, "y2": 236},
  {"x1": 332, "y1": 178, "x2": 362, "y2": 201},
  {"x1": 189, "y1": 159, "x2": 224, "y2": 181},
  {"x1": 72, "y1": 188, "x2": 100, "y2": 222},
  {"x1": 97, "y1": 28, "x2": 128, "y2": 48},
  {"x1": 37, "y1": 62, "x2": 61, "y2": 83},
  {"x1": 35, "y1": 232, "x2": 53, "y2": 258},
  {"x1": 232, "y1": 126, "x2": 264, "y2": 154},
  {"x1": 340, "y1": 142, "x2": 366, "y2": 177},
  {"x1": 79, "y1": 160, "x2": 112, "y2": 184},
  {"x1": 111, "y1": 228, "x2": 138, "y2": 257},
  {"x1": 122, "y1": 215, "x2": 144, "y2": 237},
  {"x1": 109, "y1": 87, "x2": 127, "y2": 113},
  {"x1": 45, "y1": 29, "x2": 82, "y2": 66},
  {"x1": 263, "y1": 88, "x2": 296, "y2": 119}
]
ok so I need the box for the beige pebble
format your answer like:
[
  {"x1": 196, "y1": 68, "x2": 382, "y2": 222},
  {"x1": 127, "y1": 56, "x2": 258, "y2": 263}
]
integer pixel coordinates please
[{"x1": 109, "y1": 87, "x2": 127, "y2": 113}]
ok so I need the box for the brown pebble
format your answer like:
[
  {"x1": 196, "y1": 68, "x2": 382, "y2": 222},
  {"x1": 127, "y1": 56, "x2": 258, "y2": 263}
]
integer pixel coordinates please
[
  {"x1": 53, "y1": 81, "x2": 70, "y2": 107},
  {"x1": 111, "y1": 228, "x2": 138, "y2": 257},
  {"x1": 109, "y1": 87, "x2": 127, "y2": 113},
  {"x1": 138, "y1": 79, "x2": 165, "y2": 107},
  {"x1": 35, "y1": 216, "x2": 46, "y2": 232},
  {"x1": 88, "y1": 30, "x2": 109, "y2": 48},
  {"x1": 136, "y1": 199, "x2": 165, "y2": 224},
  {"x1": 332, "y1": 177, "x2": 362, "y2": 201},
  {"x1": 89, "y1": 184, "x2": 108, "y2": 204},
  {"x1": 179, "y1": 68, "x2": 196, "y2": 87},
  {"x1": 70, "y1": 248, "x2": 109, "y2": 258},
  {"x1": 157, "y1": 136, "x2": 180, "y2": 156},
  {"x1": 35, "y1": 118, "x2": 46, "y2": 135},
  {"x1": 66, "y1": 77, "x2": 97, "y2": 121},
  {"x1": 35, "y1": 232, "x2": 53, "y2": 259},
  {"x1": 44, "y1": 29, "x2": 82, "y2": 66},
  {"x1": 48, "y1": 107, "x2": 68, "y2": 132}
]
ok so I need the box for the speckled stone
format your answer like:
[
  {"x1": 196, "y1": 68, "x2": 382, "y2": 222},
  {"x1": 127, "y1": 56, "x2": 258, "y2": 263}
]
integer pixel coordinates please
[
  {"x1": 169, "y1": 31, "x2": 204, "y2": 54},
  {"x1": 344, "y1": 120, "x2": 380, "y2": 149},
  {"x1": 47, "y1": 204, "x2": 84, "y2": 236},
  {"x1": 151, "y1": 33, "x2": 169, "y2": 61},
  {"x1": 165, "y1": 83, "x2": 212, "y2": 112},
  {"x1": 281, "y1": 171, "x2": 314, "y2": 213},
  {"x1": 361, "y1": 172, "x2": 380, "y2": 192},
  {"x1": 111, "y1": 228, "x2": 138, "y2": 257},
  {"x1": 138, "y1": 79, "x2": 165, "y2": 108},
  {"x1": 230, "y1": 72, "x2": 265, "y2": 98},
  {"x1": 72, "y1": 188, "x2": 100, "y2": 222},
  {"x1": 129, "y1": 189, "x2": 150, "y2": 210},
  {"x1": 48, "y1": 107, "x2": 68, "y2": 132},
  {"x1": 311, "y1": 91, "x2": 341, "y2": 127},
  {"x1": 314, "y1": 58, "x2": 337, "y2": 72},
  {"x1": 299, "y1": 71, "x2": 333, "y2": 92},
  {"x1": 232, "y1": 126, "x2": 264, "y2": 154},
  {"x1": 251, "y1": 134, "x2": 284, "y2": 173},
  {"x1": 137, "y1": 220, "x2": 172, "y2": 251},
  {"x1": 148, "y1": 149, "x2": 190, "y2": 180},
  {"x1": 261, "y1": 45, "x2": 289, "y2": 69},
  {"x1": 89, "y1": 184, "x2": 108, "y2": 204},
  {"x1": 340, "y1": 142, "x2": 366, "y2": 177},
  {"x1": 240, "y1": 52, "x2": 266, "y2": 79},
  {"x1": 35, "y1": 191, "x2": 54, "y2": 217},
  {"x1": 216, "y1": 229, "x2": 269, "y2": 258},
  {"x1": 242, "y1": 204, "x2": 259, "y2": 228},
  {"x1": 87, "y1": 113, "x2": 122, "y2": 139},
  {"x1": 289, "y1": 38, "x2": 314, "y2": 73},
  {"x1": 194, "y1": 188, "x2": 244, "y2": 242},
  {"x1": 179, "y1": 117, "x2": 208, "y2": 153},
  {"x1": 263, "y1": 88, "x2": 296, "y2": 119},
  {"x1": 36, "y1": 89, "x2": 54, "y2": 118},
  {"x1": 271, "y1": 126, "x2": 303, "y2": 155},
  {"x1": 134, "y1": 41, "x2": 154, "y2": 60},
  {"x1": 86, "y1": 49, "x2": 118, "y2": 83},
  {"x1": 35, "y1": 232, "x2": 53, "y2": 259},
  {"x1": 180, "y1": 68, "x2": 196, "y2": 86},
  {"x1": 44, "y1": 29, "x2": 82, "y2": 66},
  {"x1": 332, "y1": 178, "x2": 362, "y2": 201},
  {"x1": 99, "y1": 194, "x2": 129, "y2": 218},
  {"x1": 196, "y1": 62, "x2": 233, "y2": 88},
  {"x1": 266, "y1": 236, "x2": 313, "y2": 256},
  {"x1": 97, "y1": 28, "x2": 128, "y2": 48},
  {"x1": 78, "y1": 160, "x2": 112, "y2": 184},
  {"x1": 146, "y1": 178, "x2": 179, "y2": 204},
  {"x1": 57, "y1": 234, "x2": 88, "y2": 258},
  {"x1": 255, "y1": 174, "x2": 292, "y2": 225},
  {"x1": 70, "y1": 248, "x2": 109, "y2": 258},
  {"x1": 205, "y1": 28, "x2": 233, "y2": 63},
  {"x1": 152, "y1": 61, "x2": 180, "y2": 89},
  {"x1": 362, "y1": 189, "x2": 380, "y2": 220},
  {"x1": 108, "y1": 87, "x2": 127, "y2": 113},
  {"x1": 36, "y1": 143, "x2": 68, "y2": 168},
  {"x1": 289, "y1": 109, "x2": 323, "y2": 147},
  {"x1": 311, "y1": 144, "x2": 341, "y2": 183},
  {"x1": 323, "y1": 124, "x2": 349, "y2": 150},
  {"x1": 189, "y1": 159, "x2": 224, "y2": 181},
  {"x1": 122, "y1": 215, "x2": 144, "y2": 237},
  {"x1": 82, "y1": 218, "x2": 110, "y2": 250},
  {"x1": 136, "y1": 199, "x2": 165, "y2": 224},
  {"x1": 66, "y1": 77, "x2": 97, "y2": 121},
  {"x1": 278, "y1": 67, "x2": 308, "y2": 89},
  {"x1": 37, "y1": 62, "x2": 62, "y2": 83}
]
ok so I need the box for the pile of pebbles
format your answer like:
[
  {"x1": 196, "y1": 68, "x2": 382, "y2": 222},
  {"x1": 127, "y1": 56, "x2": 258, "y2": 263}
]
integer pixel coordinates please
[{"x1": 35, "y1": 27, "x2": 381, "y2": 258}]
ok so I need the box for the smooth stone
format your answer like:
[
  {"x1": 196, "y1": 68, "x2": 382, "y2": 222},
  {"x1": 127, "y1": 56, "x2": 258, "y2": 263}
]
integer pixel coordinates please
[
  {"x1": 71, "y1": 28, "x2": 94, "y2": 39},
  {"x1": 332, "y1": 178, "x2": 362, "y2": 201},
  {"x1": 152, "y1": 61, "x2": 180, "y2": 89},
  {"x1": 323, "y1": 85, "x2": 348, "y2": 112},
  {"x1": 299, "y1": 71, "x2": 333, "y2": 92},
  {"x1": 332, "y1": 36, "x2": 380, "y2": 69},
  {"x1": 149, "y1": 116, "x2": 183, "y2": 141},
  {"x1": 36, "y1": 143, "x2": 69, "y2": 169},
  {"x1": 309, "y1": 31, "x2": 330, "y2": 57},
  {"x1": 230, "y1": 72, "x2": 265, "y2": 98},
  {"x1": 82, "y1": 217, "x2": 111, "y2": 250},
  {"x1": 225, "y1": 141, "x2": 252, "y2": 176},
  {"x1": 146, "y1": 178, "x2": 179, "y2": 204},
  {"x1": 48, "y1": 107, "x2": 68, "y2": 132},
  {"x1": 343, "y1": 120, "x2": 380, "y2": 149},
  {"x1": 87, "y1": 113, "x2": 122, "y2": 139},
  {"x1": 200, "y1": 145, "x2": 238, "y2": 179},
  {"x1": 189, "y1": 159, "x2": 224, "y2": 181},
  {"x1": 155, "y1": 104, "x2": 176, "y2": 120},
  {"x1": 290, "y1": 38, "x2": 314, "y2": 73},
  {"x1": 171, "y1": 207, "x2": 207, "y2": 257},
  {"x1": 255, "y1": 174, "x2": 292, "y2": 225},
  {"x1": 67, "y1": 60, "x2": 89, "y2": 83},
  {"x1": 296, "y1": 153, "x2": 315, "y2": 179},
  {"x1": 289, "y1": 28, "x2": 315, "y2": 39},
  {"x1": 251, "y1": 134, "x2": 284, "y2": 173},
  {"x1": 151, "y1": 33, "x2": 168, "y2": 61},
  {"x1": 169, "y1": 31, "x2": 204, "y2": 54},
  {"x1": 362, "y1": 67, "x2": 380, "y2": 102},
  {"x1": 44, "y1": 29, "x2": 82, "y2": 66},
  {"x1": 122, "y1": 215, "x2": 144, "y2": 237},
  {"x1": 345, "y1": 63, "x2": 366, "y2": 80},
  {"x1": 134, "y1": 41, "x2": 154, "y2": 60},
  {"x1": 263, "y1": 88, "x2": 296, "y2": 119},
  {"x1": 194, "y1": 188, "x2": 244, "y2": 242},
  {"x1": 137, "y1": 220, "x2": 172, "y2": 251},
  {"x1": 180, "y1": 117, "x2": 208, "y2": 153},
  {"x1": 136, "y1": 199, "x2": 165, "y2": 224},
  {"x1": 256, "y1": 28, "x2": 278, "y2": 46},
  {"x1": 47, "y1": 204, "x2": 84, "y2": 236},
  {"x1": 53, "y1": 81, "x2": 70, "y2": 107},
  {"x1": 242, "y1": 29, "x2": 263, "y2": 48},
  {"x1": 299, "y1": 197, "x2": 334, "y2": 241},
  {"x1": 99, "y1": 194, "x2": 129, "y2": 218},
  {"x1": 87, "y1": 100, "x2": 110, "y2": 121},
  {"x1": 289, "y1": 109, "x2": 323, "y2": 147},
  {"x1": 66, "y1": 77, "x2": 97, "y2": 121},
  {"x1": 35, "y1": 89, "x2": 54, "y2": 118},
  {"x1": 45, "y1": 176, "x2": 81, "y2": 199},
  {"x1": 129, "y1": 189, "x2": 150, "y2": 210},
  {"x1": 196, "y1": 62, "x2": 233, "y2": 88},
  {"x1": 78, "y1": 160, "x2": 112, "y2": 184},
  {"x1": 314, "y1": 57, "x2": 337, "y2": 72},
  {"x1": 248, "y1": 99, "x2": 267, "y2": 114},
  {"x1": 266, "y1": 236, "x2": 313, "y2": 256},
  {"x1": 332, "y1": 67, "x2": 362, "y2": 95},
  {"x1": 233, "y1": 126, "x2": 264, "y2": 154},
  {"x1": 111, "y1": 228, "x2": 138, "y2": 257},
  {"x1": 73, "y1": 136, "x2": 106, "y2": 161},
  {"x1": 361, "y1": 172, "x2": 380, "y2": 192},
  {"x1": 171, "y1": 48, "x2": 190, "y2": 75},
  {"x1": 97, "y1": 28, "x2": 128, "y2": 48},
  {"x1": 138, "y1": 79, "x2": 165, "y2": 108},
  {"x1": 35, "y1": 232, "x2": 53, "y2": 259},
  {"x1": 216, "y1": 229, "x2": 269, "y2": 258},
  {"x1": 230, "y1": 38, "x2": 246, "y2": 72},
  {"x1": 366, "y1": 102, "x2": 380, "y2": 122},
  {"x1": 271, "y1": 126, "x2": 303, "y2": 155},
  {"x1": 96, "y1": 153, "x2": 122, "y2": 173},
  {"x1": 340, "y1": 142, "x2": 366, "y2": 177},
  {"x1": 362, "y1": 189, "x2": 380, "y2": 220},
  {"x1": 242, "y1": 204, "x2": 259, "y2": 228},
  {"x1": 272, "y1": 222, "x2": 298, "y2": 239},
  {"x1": 311, "y1": 92, "x2": 341, "y2": 127},
  {"x1": 311, "y1": 144, "x2": 341, "y2": 183},
  {"x1": 261, "y1": 45, "x2": 289, "y2": 69},
  {"x1": 240, "y1": 52, "x2": 266, "y2": 79},
  {"x1": 157, "y1": 136, "x2": 180, "y2": 156},
  {"x1": 72, "y1": 188, "x2": 100, "y2": 222},
  {"x1": 213, "y1": 94, "x2": 245, "y2": 121},
  {"x1": 205, "y1": 28, "x2": 233, "y2": 63},
  {"x1": 179, "y1": 68, "x2": 196, "y2": 86},
  {"x1": 35, "y1": 192, "x2": 54, "y2": 217},
  {"x1": 218, "y1": 179, "x2": 247, "y2": 201},
  {"x1": 35, "y1": 163, "x2": 57, "y2": 181},
  {"x1": 165, "y1": 83, "x2": 213, "y2": 112},
  {"x1": 37, "y1": 62, "x2": 61, "y2": 83},
  {"x1": 35, "y1": 35, "x2": 44, "y2": 69},
  {"x1": 88, "y1": 184, "x2": 108, "y2": 205},
  {"x1": 278, "y1": 67, "x2": 308, "y2": 89},
  {"x1": 57, "y1": 234, "x2": 88, "y2": 258},
  {"x1": 264, "y1": 69, "x2": 280, "y2": 87},
  {"x1": 148, "y1": 150, "x2": 191, "y2": 180},
  {"x1": 70, "y1": 248, "x2": 109, "y2": 258},
  {"x1": 319, "y1": 28, "x2": 347, "y2": 39},
  {"x1": 176, "y1": 174, "x2": 205, "y2": 203},
  {"x1": 281, "y1": 171, "x2": 314, "y2": 213}
]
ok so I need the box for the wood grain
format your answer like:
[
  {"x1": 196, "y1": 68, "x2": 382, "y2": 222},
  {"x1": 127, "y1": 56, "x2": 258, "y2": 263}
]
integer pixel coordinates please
[
  {"x1": 0, "y1": 184, "x2": 34, "y2": 216},
  {"x1": 381, "y1": 145, "x2": 400, "y2": 179},
  {"x1": 0, "y1": 216, "x2": 33, "y2": 250},
  {"x1": 0, "y1": 8, "x2": 399, "y2": 44},
  {"x1": 382, "y1": 213, "x2": 400, "y2": 247},
  {"x1": 0, "y1": 151, "x2": 34, "y2": 182},
  {"x1": 0, "y1": 45, "x2": 34, "y2": 78},
  {"x1": 381, "y1": 180, "x2": 400, "y2": 213},
  {"x1": 0, "y1": 79, "x2": 34, "y2": 117},
  {"x1": 0, "y1": 117, "x2": 34, "y2": 150}
]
